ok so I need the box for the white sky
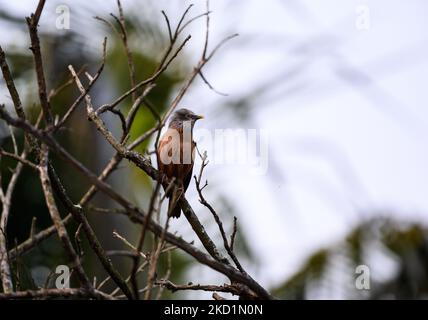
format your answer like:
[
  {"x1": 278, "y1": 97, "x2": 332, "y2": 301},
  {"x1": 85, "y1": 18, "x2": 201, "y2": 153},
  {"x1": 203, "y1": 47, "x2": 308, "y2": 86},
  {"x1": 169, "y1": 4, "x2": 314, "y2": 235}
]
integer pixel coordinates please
[{"x1": 1, "y1": 0, "x2": 428, "y2": 298}]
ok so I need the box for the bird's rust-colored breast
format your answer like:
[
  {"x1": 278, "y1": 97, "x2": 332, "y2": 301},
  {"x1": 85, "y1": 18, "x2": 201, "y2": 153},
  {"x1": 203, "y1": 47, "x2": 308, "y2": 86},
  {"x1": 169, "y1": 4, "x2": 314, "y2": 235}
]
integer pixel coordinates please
[{"x1": 157, "y1": 127, "x2": 195, "y2": 191}]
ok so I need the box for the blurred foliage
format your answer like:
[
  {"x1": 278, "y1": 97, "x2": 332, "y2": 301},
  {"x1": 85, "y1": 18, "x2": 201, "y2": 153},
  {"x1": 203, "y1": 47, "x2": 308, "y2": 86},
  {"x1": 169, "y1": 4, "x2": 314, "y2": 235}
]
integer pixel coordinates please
[
  {"x1": 0, "y1": 4, "x2": 188, "y2": 293},
  {"x1": 273, "y1": 250, "x2": 328, "y2": 299},
  {"x1": 272, "y1": 217, "x2": 428, "y2": 299},
  {"x1": 0, "y1": 2, "x2": 258, "y2": 298}
]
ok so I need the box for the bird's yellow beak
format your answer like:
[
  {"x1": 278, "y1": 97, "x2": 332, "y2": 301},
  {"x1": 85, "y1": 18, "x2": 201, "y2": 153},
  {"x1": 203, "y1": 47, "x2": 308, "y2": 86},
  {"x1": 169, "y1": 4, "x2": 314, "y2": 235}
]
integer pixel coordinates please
[{"x1": 196, "y1": 114, "x2": 204, "y2": 120}]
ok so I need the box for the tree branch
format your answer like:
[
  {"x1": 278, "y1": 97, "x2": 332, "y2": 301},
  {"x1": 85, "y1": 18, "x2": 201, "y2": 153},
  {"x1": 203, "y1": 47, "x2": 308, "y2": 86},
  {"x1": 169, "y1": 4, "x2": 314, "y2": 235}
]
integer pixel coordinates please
[
  {"x1": 194, "y1": 150, "x2": 245, "y2": 272},
  {"x1": 26, "y1": 0, "x2": 53, "y2": 126},
  {"x1": 38, "y1": 145, "x2": 92, "y2": 289},
  {"x1": 0, "y1": 150, "x2": 26, "y2": 293},
  {"x1": 156, "y1": 279, "x2": 246, "y2": 297},
  {"x1": 0, "y1": 3, "x2": 272, "y2": 300},
  {"x1": 0, "y1": 288, "x2": 114, "y2": 300}
]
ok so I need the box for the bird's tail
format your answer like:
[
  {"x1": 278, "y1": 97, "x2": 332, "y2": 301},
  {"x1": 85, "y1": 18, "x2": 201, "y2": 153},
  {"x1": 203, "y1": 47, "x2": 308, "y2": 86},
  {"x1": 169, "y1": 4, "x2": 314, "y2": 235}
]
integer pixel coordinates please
[
  {"x1": 167, "y1": 187, "x2": 182, "y2": 218},
  {"x1": 168, "y1": 199, "x2": 181, "y2": 218}
]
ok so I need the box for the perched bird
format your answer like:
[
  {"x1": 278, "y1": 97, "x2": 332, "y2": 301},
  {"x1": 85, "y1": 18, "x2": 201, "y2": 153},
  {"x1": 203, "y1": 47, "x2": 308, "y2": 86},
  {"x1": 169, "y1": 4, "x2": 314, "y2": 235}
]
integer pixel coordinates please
[{"x1": 157, "y1": 108, "x2": 204, "y2": 218}]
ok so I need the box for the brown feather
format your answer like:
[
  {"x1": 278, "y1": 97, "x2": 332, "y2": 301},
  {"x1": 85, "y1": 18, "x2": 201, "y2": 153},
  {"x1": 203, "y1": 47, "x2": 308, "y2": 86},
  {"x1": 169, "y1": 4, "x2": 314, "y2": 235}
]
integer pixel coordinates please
[{"x1": 157, "y1": 127, "x2": 196, "y2": 218}]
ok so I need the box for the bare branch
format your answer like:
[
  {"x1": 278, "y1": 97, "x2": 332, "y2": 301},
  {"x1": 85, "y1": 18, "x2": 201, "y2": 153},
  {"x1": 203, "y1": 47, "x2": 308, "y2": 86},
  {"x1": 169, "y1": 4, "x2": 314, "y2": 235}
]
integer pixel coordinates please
[
  {"x1": 112, "y1": 0, "x2": 137, "y2": 101},
  {"x1": 144, "y1": 216, "x2": 171, "y2": 300},
  {"x1": 38, "y1": 145, "x2": 92, "y2": 289},
  {"x1": 0, "y1": 4, "x2": 272, "y2": 300},
  {"x1": 194, "y1": 150, "x2": 245, "y2": 273},
  {"x1": 155, "y1": 279, "x2": 244, "y2": 296},
  {"x1": 8, "y1": 216, "x2": 72, "y2": 262},
  {"x1": 177, "y1": 11, "x2": 211, "y2": 35},
  {"x1": 0, "y1": 149, "x2": 38, "y2": 171},
  {"x1": 176, "y1": 4, "x2": 194, "y2": 37},
  {"x1": 125, "y1": 84, "x2": 156, "y2": 133},
  {"x1": 0, "y1": 288, "x2": 114, "y2": 300},
  {"x1": 0, "y1": 99, "x2": 273, "y2": 301},
  {"x1": 47, "y1": 162, "x2": 135, "y2": 300},
  {"x1": 31, "y1": 0, "x2": 45, "y2": 25},
  {"x1": 161, "y1": 10, "x2": 173, "y2": 43},
  {"x1": 0, "y1": 105, "x2": 134, "y2": 299},
  {"x1": 155, "y1": 250, "x2": 172, "y2": 299},
  {"x1": 230, "y1": 216, "x2": 238, "y2": 252},
  {"x1": 105, "y1": 250, "x2": 139, "y2": 258},
  {"x1": 0, "y1": 150, "x2": 26, "y2": 293},
  {"x1": 131, "y1": 181, "x2": 161, "y2": 299},
  {"x1": 48, "y1": 64, "x2": 87, "y2": 102},
  {"x1": 206, "y1": 33, "x2": 239, "y2": 61},
  {"x1": 0, "y1": 46, "x2": 38, "y2": 149},
  {"x1": 102, "y1": 244, "x2": 175, "y2": 295},
  {"x1": 112, "y1": 230, "x2": 147, "y2": 260},
  {"x1": 94, "y1": 16, "x2": 120, "y2": 37},
  {"x1": 0, "y1": 47, "x2": 26, "y2": 120},
  {"x1": 71, "y1": 64, "x2": 225, "y2": 278},
  {"x1": 110, "y1": 108, "x2": 127, "y2": 134},
  {"x1": 199, "y1": 70, "x2": 228, "y2": 96},
  {"x1": 202, "y1": 0, "x2": 210, "y2": 59},
  {"x1": 8, "y1": 152, "x2": 123, "y2": 261},
  {"x1": 54, "y1": 62, "x2": 104, "y2": 130},
  {"x1": 96, "y1": 34, "x2": 191, "y2": 115},
  {"x1": 26, "y1": 0, "x2": 53, "y2": 126}
]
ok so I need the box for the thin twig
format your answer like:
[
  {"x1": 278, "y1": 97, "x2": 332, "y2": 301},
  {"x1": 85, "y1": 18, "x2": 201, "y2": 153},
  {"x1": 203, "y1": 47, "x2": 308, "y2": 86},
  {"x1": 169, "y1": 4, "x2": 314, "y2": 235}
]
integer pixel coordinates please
[
  {"x1": 54, "y1": 38, "x2": 107, "y2": 131},
  {"x1": 102, "y1": 245, "x2": 176, "y2": 294},
  {"x1": 155, "y1": 250, "x2": 172, "y2": 300},
  {"x1": 207, "y1": 33, "x2": 239, "y2": 61},
  {"x1": 177, "y1": 11, "x2": 211, "y2": 35},
  {"x1": 0, "y1": 150, "x2": 26, "y2": 293},
  {"x1": 230, "y1": 216, "x2": 238, "y2": 252},
  {"x1": 38, "y1": 145, "x2": 92, "y2": 289},
  {"x1": 125, "y1": 84, "x2": 156, "y2": 133},
  {"x1": 176, "y1": 4, "x2": 194, "y2": 36},
  {"x1": 9, "y1": 151, "x2": 124, "y2": 262},
  {"x1": 0, "y1": 149, "x2": 38, "y2": 171},
  {"x1": 26, "y1": 0, "x2": 54, "y2": 126},
  {"x1": 194, "y1": 150, "x2": 245, "y2": 273},
  {"x1": 112, "y1": 230, "x2": 147, "y2": 259},
  {"x1": 96, "y1": 35, "x2": 191, "y2": 115},
  {"x1": 0, "y1": 46, "x2": 37, "y2": 149},
  {"x1": 202, "y1": 0, "x2": 210, "y2": 59},
  {"x1": 131, "y1": 181, "x2": 161, "y2": 298},
  {"x1": 144, "y1": 216, "x2": 171, "y2": 300},
  {"x1": 48, "y1": 64, "x2": 87, "y2": 102},
  {"x1": 113, "y1": 0, "x2": 137, "y2": 101},
  {"x1": 161, "y1": 10, "x2": 173, "y2": 43},
  {"x1": 199, "y1": 70, "x2": 228, "y2": 96},
  {"x1": 105, "y1": 250, "x2": 139, "y2": 258},
  {"x1": 155, "y1": 279, "x2": 243, "y2": 296}
]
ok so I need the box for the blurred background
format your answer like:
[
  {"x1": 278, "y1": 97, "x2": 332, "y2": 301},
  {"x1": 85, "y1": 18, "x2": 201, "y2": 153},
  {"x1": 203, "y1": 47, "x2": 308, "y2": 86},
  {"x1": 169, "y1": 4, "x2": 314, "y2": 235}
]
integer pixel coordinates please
[{"x1": 1, "y1": 0, "x2": 428, "y2": 299}]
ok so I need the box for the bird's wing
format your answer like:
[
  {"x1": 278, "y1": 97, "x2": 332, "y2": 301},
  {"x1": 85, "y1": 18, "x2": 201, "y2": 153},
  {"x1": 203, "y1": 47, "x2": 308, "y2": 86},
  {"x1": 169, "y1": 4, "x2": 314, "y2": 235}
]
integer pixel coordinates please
[
  {"x1": 182, "y1": 141, "x2": 196, "y2": 192},
  {"x1": 157, "y1": 131, "x2": 174, "y2": 180},
  {"x1": 183, "y1": 162, "x2": 194, "y2": 192}
]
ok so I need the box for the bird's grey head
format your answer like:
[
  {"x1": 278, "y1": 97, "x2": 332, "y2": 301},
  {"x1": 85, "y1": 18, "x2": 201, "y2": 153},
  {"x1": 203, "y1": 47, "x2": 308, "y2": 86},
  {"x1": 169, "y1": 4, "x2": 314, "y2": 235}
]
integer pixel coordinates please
[{"x1": 169, "y1": 108, "x2": 203, "y2": 128}]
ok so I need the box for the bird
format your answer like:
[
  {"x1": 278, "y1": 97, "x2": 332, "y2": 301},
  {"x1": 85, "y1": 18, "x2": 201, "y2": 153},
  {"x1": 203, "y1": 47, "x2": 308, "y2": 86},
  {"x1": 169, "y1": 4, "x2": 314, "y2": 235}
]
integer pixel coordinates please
[{"x1": 157, "y1": 108, "x2": 204, "y2": 218}]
